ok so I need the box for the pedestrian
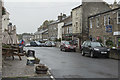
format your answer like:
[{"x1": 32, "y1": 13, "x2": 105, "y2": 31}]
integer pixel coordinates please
[{"x1": 19, "y1": 40, "x2": 24, "y2": 53}]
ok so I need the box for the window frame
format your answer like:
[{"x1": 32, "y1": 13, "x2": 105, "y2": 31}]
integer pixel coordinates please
[
  {"x1": 90, "y1": 19, "x2": 92, "y2": 28},
  {"x1": 108, "y1": 15, "x2": 110, "y2": 25},
  {"x1": 96, "y1": 17, "x2": 99, "y2": 27},
  {"x1": 117, "y1": 10, "x2": 120, "y2": 24},
  {"x1": 104, "y1": 15, "x2": 107, "y2": 26}
]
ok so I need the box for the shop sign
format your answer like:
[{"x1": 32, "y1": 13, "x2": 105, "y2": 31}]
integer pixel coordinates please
[{"x1": 113, "y1": 31, "x2": 120, "y2": 35}]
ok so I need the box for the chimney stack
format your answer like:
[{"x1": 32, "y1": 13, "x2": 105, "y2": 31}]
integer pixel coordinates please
[{"x1": 58, "y1": 13, "x2": 63, "y2": 21}]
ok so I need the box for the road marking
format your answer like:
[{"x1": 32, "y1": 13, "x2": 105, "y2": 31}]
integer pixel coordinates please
[{"x1": 48, "y1": 69, "x2": 56, "y2": 80}]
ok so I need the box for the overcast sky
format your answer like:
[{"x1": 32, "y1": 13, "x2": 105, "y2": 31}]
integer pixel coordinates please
[{"x1": 4, "y1": 0, "x2": 119, "y2": 34}]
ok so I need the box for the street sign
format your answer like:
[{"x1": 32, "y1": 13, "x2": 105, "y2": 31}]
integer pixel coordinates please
[{"x1": 106, "y1": 25, "x2": 112, "y2": 33}]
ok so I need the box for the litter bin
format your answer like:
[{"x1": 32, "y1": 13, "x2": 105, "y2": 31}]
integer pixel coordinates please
[{"x1": 26, "y1": 50, "x2": 35, "y2": 57}]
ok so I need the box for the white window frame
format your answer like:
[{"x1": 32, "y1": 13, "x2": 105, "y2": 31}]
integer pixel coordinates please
[
  {"x1": 69, "y1": 27, "x2": 72, "y2": 33},
  {"x1": 62, "y1": 28, "x2": 64, "y2": 34},
  {"x1": 90, "y1": 19, "x2": 92, "y2": 28},
  {"x1": 108, "y1": 15, "x2": 110, "y2": 25},
  {"x1": 117, "y1": 10, "x2": 120, "y2": 24},
  {"x1": 104, "y1": 15, "x2": 106, "y2": 26},
  {"x1": 67, "y1": 27, "x2": 69, "y2": 34},
  {"x1": 96, "y1": 17, "x2": 99, "y2": 27}
]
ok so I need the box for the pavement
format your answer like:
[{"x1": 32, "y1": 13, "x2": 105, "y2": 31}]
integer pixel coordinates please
[
  {"x1": 2, "y1": 56, "x2": 50, "y2": 78},
  {"x1": 25, "y1": 47, "x2": 119, "y2": 78}
]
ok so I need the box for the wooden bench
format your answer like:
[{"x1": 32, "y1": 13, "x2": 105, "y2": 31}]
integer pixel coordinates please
[{"x1": 2, "y1": 47, "x2": 25, "y2": 60}]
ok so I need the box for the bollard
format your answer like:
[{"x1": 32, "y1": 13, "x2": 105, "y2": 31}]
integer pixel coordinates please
[{"x1": 26, "y1": 57, "x2": 35, "y2": 66}]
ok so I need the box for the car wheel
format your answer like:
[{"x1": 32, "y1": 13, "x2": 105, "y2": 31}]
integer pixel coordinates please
[
  {"x1": 82, "y1": 50, "x2": 85, "y2": 56},
  {"x1": 106, "y1": 54, "x2": 109, "y2": 58},
  {"x1": 73, "y1": 49, "x2": 76, "y2": 52},
  {"x1": 90, "y1": 51, "x2": 94, "y2": 58},
  {"x1": 60, "y1": 48, "x2": 62, "y2": 51},
  {"x1": 64, "y1": 49, "x2": 67, "y2": 52}
]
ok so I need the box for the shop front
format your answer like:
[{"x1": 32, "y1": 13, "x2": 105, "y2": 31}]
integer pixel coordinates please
[{"x1": 62, "y1": 33, "x2": 72, "y2": 41}]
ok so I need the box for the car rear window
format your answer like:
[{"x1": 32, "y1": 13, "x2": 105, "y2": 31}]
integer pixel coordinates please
[
  {"x1": 65, "y1": 41, "x2": 70, "y2": 45},
  {"x1": 91, "y1": 42, "x2": 103, "y2": 47}
]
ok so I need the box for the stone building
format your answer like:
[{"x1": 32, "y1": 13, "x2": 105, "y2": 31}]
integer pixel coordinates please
[
  {"x1": 88, "y1": 7, "x2": 120, "y2": 48},
  {"x1": 0, "y1": 0, "x2": 2, "y2": 75},
  {"x1": 34, "y1": 29, "x2": 48, "y2": 42},
  {"x1": 34, "y1": 31, "x2": 42, "y2": 41},
  {"x1": 62, "y1": 22, "x2": 72, "y2": 41},
  {"x1": 2, "y1": 11, "x2": 9, "y2": 32},
  {"x1": 71, "y1": 1, "x2": 111, "y2": 48},
  {"x1": 72, "y1": 5, "x2": 82, "y2": 48},
  {"x1": 48, "y1": 13, "x2": 66, "y2": 41},
  {"x1": 58, "y1": 15, "x2": 72, "y2": 40},
  {"x1": 2, "y1": 23, "x2": 18, "y2": 44},
  {"x1": 22, "y1": 33, "x2": 34, "y2": 43},
  {"x1": 82, "y1": 1, "x2": 111, "y2": 41},
  {"x1": 42, "y1": 29, "x2": 48, "y2": 41},
  {"x1": 61, "y1": 16, "x2": 72, "y2": 41},
  {"x1": 48, "y1": 21, "x2": 59, "y2": 41}
]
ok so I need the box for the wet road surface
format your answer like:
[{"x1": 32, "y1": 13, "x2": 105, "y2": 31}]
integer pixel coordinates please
[{"x1": 25, "y1": 47, "x2": 118, "y2": 78}]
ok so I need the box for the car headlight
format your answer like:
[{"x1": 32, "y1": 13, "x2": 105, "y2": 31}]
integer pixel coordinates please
[
  {"x1": 65, "y1": 45, "x2": 69, "y2": 47},
  {"x1": 107, "y1": 49, "x2": 110, "y2": 51},
  {"x1": 94, "y1": 48, "x2": 99, "y2": 51}
]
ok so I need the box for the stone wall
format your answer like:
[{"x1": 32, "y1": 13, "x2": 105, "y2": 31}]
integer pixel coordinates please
[
  {"x1": 89, "y1": 8, "x2": 120, "y2": 46},
  {"x1": 110, "y1": 49, "x2": 120, "y2": 60},
  {"x1": 82, "y1": 2, "x2": 111, "y2": 41},
  {"x1": 0, "y1": 0, "x2": 2, "y2": 78}
]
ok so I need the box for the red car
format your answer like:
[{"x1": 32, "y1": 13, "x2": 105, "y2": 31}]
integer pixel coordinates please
[{"x1": 60, "y1": 41, "x2": 76, "y2": 52}]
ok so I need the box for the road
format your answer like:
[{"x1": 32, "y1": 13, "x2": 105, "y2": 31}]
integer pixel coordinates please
[{"x1": 25, "y1": 47, "x2": 118, "y2": 78}]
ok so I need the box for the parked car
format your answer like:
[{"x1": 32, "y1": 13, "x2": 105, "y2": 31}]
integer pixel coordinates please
[
  {"x1": 60, "y1": 41, "x2": 76, "y2": 52},
  {"x1": 50, "y1": 41, "x2": 56, "y2": 47},
  {"x1": 30, "y1": 41, "x2": 41, "y2": 47},
  {"x1": 25, "y1": 43, "x2": 31, "y2": 47},
  {"x1": 45, "y1": 41, "x2": 52, "y2": 47},
  {"x1": 41, "y1": 43, "x2": 46, "y2": 47},
  {"x1": 81, "y1": 41, "x2": 110, "y2": 58}
]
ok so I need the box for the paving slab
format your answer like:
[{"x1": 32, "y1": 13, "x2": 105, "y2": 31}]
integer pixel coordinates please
[{"x1": 2, "y1": 56, "x2": 49, "y2": 78}]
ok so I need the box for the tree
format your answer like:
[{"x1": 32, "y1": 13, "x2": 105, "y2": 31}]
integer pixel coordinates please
[{"x1": 106, "y1": 40, "x2": 113, "y2": 48}]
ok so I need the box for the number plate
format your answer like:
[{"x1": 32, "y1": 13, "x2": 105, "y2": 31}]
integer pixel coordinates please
[
  {"x1": 70, "y1": 47, "x2": 73, "y2": 49},
  {"x1": 101, "y1": 52, "x2": 107, "y2": 54}
]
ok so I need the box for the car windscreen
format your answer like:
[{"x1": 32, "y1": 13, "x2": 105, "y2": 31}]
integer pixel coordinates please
[
  {"x1": 91, "y1": 42, "x2": 103, "y2": 47},
  {"x1": 65, "y1": 41, "x2": 70, "y2": 45},
  {"x1": 35, "y1": 41, "x2": 41, "y2": 45}
]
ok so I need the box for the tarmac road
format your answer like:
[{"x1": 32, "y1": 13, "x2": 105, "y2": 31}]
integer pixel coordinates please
[{"x1": 25, "y1": 47, "x2": 118, "y2": 78}]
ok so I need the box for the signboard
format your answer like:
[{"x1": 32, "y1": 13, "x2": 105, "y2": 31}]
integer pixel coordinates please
[
  {"x1": 106, "y1": 25, "x2": 112, "y2": 33},
  {"x1": 113, "y1": 31, "x2": 120, "y2": 35}
]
